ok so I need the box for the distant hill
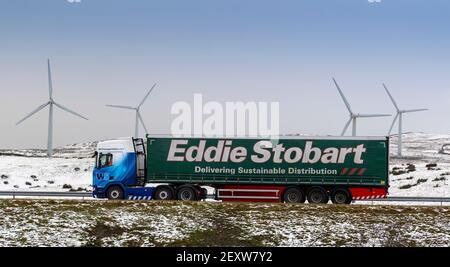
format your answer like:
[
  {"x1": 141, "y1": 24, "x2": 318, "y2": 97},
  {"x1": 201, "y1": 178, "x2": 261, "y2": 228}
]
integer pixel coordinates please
[{"x1": 0, "y1": 141, "x2": 98, "y2": 159}]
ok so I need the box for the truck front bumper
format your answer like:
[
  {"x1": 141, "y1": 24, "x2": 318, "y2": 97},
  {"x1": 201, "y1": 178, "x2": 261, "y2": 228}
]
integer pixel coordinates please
[{"x1": 92, "y1": 186, "x2": 106, "y2": 198}]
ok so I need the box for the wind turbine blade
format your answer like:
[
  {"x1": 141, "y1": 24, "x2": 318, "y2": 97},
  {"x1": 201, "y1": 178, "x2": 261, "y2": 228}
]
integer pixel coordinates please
[
  {"x1": 16, "y1": 102, "x2": 50, "y2": 125},
  {"x1": 106, "y1": 104, "x2": 135, "y2": 110},
  {"x1": 357, "y1": 114, "x2": 391, "y2": 118},
  {"x1": 332, "y1": 78, "x2": 353, "y2": 114},
  {"x1": 48, "y1": 59, "x2": 53, "y2": 99},
  {"x1": 53, "y1": 102, "x2": 89, "y2": 120},
  {"x1": 137, "y1": 111, "x2": 148, "y2": 134},
  {"x1": 383, "y1": 83, "x2": 399, "y2": 111},
  {"x1": 341, "y1": 118, "x2": 352, "y2": 136},
  {"x1": 138, "y1": 83, "x2": 157, "y2": 108},
  {"x1": 403, "y1": 108, "x2": 428, "y2": 113},
  {"x1": 388, "y1": 113, "x2": 399, "y2": 135}
]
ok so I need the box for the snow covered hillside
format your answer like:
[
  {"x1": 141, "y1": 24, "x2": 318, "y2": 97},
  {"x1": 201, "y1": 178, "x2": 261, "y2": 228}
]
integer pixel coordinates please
[
  {"x1": 0, "y1": 142, "x2": 96, "y2": 192},
  {"x1": 0, "y1": 156, "x2": 93, "y2": 192},
  {"x1": 388, "y1": 133, "x2": 450, "y2": 197},
  {"x1": 389, "y1": 132, "x2": 450, "y2": 164},
  {"x1": 0, "y1": 133, "x2": 449, "y2": 197}
]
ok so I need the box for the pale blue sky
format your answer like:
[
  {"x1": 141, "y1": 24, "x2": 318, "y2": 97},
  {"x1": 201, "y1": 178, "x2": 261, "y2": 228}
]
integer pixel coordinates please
[{"x1": 0, "y1": 0, "x2": 449, "y2": 148}]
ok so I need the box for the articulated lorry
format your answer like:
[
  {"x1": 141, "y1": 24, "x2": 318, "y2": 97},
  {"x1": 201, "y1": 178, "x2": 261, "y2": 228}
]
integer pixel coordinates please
[{"x1": 93, "y1": 136, "x2": 389, "y2": 204}]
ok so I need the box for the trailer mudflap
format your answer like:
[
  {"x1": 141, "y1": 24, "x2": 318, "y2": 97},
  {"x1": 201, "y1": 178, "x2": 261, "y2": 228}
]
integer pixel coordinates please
[{"x1": 349, "y1": 187, "x2": 388, "y2": 200}]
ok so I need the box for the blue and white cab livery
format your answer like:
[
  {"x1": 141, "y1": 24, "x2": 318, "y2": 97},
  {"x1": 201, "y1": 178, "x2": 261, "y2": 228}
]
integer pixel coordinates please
[{"x1": 92, "y1": 138, "x2": 152, "y2": 200}]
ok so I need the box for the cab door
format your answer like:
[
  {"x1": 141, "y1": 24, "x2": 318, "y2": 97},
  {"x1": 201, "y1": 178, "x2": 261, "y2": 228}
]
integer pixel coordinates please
[{"x1": 93, "y1": 152, "x2": 114, "y2": 188}]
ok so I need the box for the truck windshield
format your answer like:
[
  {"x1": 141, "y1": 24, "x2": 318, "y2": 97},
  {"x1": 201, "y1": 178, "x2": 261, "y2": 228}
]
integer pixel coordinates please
[{"x1": 97, "y1": 153, "x2": 113, "y2": 169}]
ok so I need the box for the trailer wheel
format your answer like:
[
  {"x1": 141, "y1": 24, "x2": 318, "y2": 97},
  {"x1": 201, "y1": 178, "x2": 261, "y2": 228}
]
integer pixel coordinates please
[
  {"x1": 283, "y1": 187, "x2": 306, "y2": 203},
  {"x1": 154, "y1": 186, "x2": 174, "y2": 200},
  {"x1": 307, "y1": 187, "x2": 329, "y2": 204},
  {"x1": 106, "y1": 186, "x2": 124, "y2": 200},
  {"x1": 331, "y1": 188, "x2": 352, "y2": 205},
  {"x1": 177, "y1": 186, "x2": 197, "y2": 201}
]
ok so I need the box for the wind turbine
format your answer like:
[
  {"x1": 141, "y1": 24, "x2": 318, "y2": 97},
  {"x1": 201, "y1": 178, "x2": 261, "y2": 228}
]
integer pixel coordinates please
[
  {"x1": 16, "y1": 59, "x2": 89, "y2": 157},
  {"x1": 332, "y1": 78, "x2": 391, "y2": 136},
  {"x1": 106, "y1": 83, "x2": 157, "y2": 137},
  {"x1": 383, "y1": 83, "x2": 428, "y2": 157}
]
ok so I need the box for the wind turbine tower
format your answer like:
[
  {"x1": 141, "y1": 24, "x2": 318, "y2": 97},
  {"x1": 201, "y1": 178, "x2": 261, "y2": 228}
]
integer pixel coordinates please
[
  {"x1": 383, "y1": 83, "x2": 428, "y2": 157},
  {"x1": 106, "y1": 84, "x2": 157, "y2": 137},
  {"x1": 332, "y1": 78, "x2": 391, "y2": 137},
  {"x1": 16, "y1": 59, "x2": 89, "y2": 157}
]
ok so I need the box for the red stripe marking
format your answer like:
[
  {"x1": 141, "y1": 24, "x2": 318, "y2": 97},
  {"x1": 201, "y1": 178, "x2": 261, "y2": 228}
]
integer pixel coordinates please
[
  {"x1": 357, "y1": 168, "x2": 367, "y2": 176},
  {"x1": 348, "y1": 168, "x2": 359, "y2": 176},
  {"x1": 340, "y1": 168, "x2": 349, "y2": 175}
]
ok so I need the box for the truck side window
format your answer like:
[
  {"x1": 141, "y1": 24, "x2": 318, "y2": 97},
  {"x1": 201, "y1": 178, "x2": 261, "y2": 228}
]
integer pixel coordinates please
[{"x1": 98, "y1": 153, "x2": 113, "y2": 169}]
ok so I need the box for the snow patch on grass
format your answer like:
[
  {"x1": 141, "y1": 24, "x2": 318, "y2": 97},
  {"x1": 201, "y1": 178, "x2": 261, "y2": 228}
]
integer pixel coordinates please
[{"x1": 3, "y1": 200, "x2": 448, "y2": 247}]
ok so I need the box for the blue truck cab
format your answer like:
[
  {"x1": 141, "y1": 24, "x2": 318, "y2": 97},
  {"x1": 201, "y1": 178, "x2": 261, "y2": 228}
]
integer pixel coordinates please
[{"x1": 92, "y1": 138, "x2": 154, "y2": 200}]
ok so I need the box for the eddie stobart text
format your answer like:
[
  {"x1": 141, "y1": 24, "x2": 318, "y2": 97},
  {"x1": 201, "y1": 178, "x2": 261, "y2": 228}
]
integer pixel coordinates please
[{"x1": 167, "y1": 139, "x2": 367, "y2": 164}]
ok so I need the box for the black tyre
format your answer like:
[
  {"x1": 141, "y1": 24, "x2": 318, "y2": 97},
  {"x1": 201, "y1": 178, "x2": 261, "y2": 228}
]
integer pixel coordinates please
[
  {"x1": 177, "y1": 186, "x2": 197, "y2": 201},
  {"x1": 307, "y1": 187, "x2": 329, "y2": 204},
  {"x1": 283, "y1": 187, "x2": 306, "y2": 203},
  {"x1": 331, "y1": 188, "x2": 352, "y2": 205},
  {"x1": 106, "y1": 186, "x2": 124, "y2": 200},
  {"x1": 154, "y1": 186, "x2": 174, "y2": 200}
]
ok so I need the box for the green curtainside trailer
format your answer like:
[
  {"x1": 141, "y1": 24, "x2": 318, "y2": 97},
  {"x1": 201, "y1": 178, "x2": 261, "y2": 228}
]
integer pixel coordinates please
[{"x1": 145, "y1": 136, "x2": 389, "y2": 204}]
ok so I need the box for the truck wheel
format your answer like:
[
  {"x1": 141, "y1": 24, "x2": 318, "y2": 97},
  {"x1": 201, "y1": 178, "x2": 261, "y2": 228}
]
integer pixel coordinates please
[
  {"x1": 154, "y1": 186, "x2": 174, "y2": 200},
  {"x1": 307, "y1": 187, "x2": 329, "y2": 204},
  {"x1": 106, "y1": 186, "x2": 124, "y2": 200},
  {"x1": 283, "y1": 187, "x2": 306, "y2": 203},
  {"x1": 331, "y1": 188, "x2": 352, "y2": 205},
  {"x1": 177, "y1": 186, "x2": 197, "y2": 201}
]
